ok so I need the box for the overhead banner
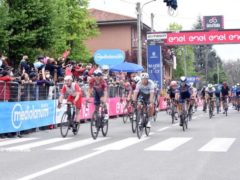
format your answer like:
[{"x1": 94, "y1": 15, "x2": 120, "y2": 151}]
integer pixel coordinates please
[
  {"x1": 147, "y1": 44, "x2": 162, "y2": 88},
  {"x1": 147, "y1": 29, "x2": 240, "y2": 45}
]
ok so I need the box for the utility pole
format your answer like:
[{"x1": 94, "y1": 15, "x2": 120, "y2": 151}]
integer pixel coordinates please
[
  {"x1": 151, "y1": 13, "x2": 154, "y2": 32},
  {"x1": 136, "y1": 2, "x2": 142, "y2": 66},
  {"x1": 205, "y1": 47, "x2": 208, "y2": 84},
  {"x1": 184, "y1": 46, "x2": 187, "y2": 76}
]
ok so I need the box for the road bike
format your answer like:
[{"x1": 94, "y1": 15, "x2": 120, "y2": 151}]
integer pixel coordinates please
[
  {"x1": 208, "y1": 98, "x2": 214, "y2": 119},
  {"x1": 59, "y1": 102, "x2": 80, "y2": 138},
  {"x1": 136, "y1": 98, "x2": 151, "y2": 139},
  {"x1": 222, "y1": 96, "x2": 228, "y2": 116},
  {"x1": 216, "y1": 97, "x2": 221, "y2": 114},
  {"x1": 87, "y1": 101, "x2": 109, "y2": 140},
  {"x1": 179, "y1": 99, "x2": 189, "y2": 131}
]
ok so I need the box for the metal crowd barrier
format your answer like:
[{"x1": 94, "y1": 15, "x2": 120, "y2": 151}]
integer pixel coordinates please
[{"x1": 0, "y1": 80, "x2": 129, "y2": 102}]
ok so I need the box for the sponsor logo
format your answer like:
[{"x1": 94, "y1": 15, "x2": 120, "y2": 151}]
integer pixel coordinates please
[{"x1": 11, "y1": 103, "x2": 49, "y2": 129}]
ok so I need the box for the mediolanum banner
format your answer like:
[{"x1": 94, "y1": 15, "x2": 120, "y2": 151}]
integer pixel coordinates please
[{"x1": 0, "y1": 100, "x2": 55, "y2": 133}]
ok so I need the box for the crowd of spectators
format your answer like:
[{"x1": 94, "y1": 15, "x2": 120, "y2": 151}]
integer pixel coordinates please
[{"x1": 0, "y1": 53, "x2": 140, "y2": 102}]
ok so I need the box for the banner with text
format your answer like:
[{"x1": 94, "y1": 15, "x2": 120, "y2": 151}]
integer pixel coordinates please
[
  {"x1": 147, "y1": 30, "x2": 240, "y2": 45},
  {"x1": 0, "y1": 100, "x2": 55, "y2": 133},
  {"x1": 147, "y1": 44, "x2": 162, "y2": 88}
]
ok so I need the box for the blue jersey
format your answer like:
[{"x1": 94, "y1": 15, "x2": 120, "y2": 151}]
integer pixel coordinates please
[
  {"x1": 178, "y1": 84, "x2": 191, "y2": 101},
  {"x1": 231, "y1": 87, "x2": 237, "y2": 96},
  {"x1": 236, "y1": 87, "x2": 240, "y2": 96}
]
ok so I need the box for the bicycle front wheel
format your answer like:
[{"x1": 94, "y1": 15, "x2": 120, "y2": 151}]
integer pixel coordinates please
[
  {"x1": 131, "y1": 110, "x2": 137, "y2": 133},
  {"x1": 60, "y1": 112, "x2": 70, "y2": 138},
  {"x1": 136, "y1": 112, "x2": 144, "y2": 139},
  {"x1": 101, "y1": 118, "x2": 109, "y2": 137},
  {"x1": 91, "y1": 112, "x2": 100, "y2": 139}
]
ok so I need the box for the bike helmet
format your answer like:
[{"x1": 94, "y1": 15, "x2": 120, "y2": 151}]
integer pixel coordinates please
[
  {"x1": 64, "y1": 75, "x2": 73, "y2": 81},
  {"x1": 180, "y1": 76, "x2": 187, "y2": 82},
  {"x1": 134, "y1": 76, "x2": 141, "y2": 83},
  {"x1": 101, "y1": 65, "x2": 109, "y2": 70},
  {"x1": 208, "y1": 84, "x2": 213, "y2": 88},
  {"x1": 93, "y1": 69, "x2": 103, "y2": 76},
  {"x1": 140, "y1": 72, "x2": 149, "y2": 79}
]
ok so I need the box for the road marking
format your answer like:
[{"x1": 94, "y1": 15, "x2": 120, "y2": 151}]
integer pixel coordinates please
[
  {"x1": 0, "y1": 138, "x2": 37, "y2": 147},
  {"x1": 47, "y1": 137, "x2": 109, "y2": 151},
  {"x1": 198, "y1": 138, "x2": 235, "y2": 152},
  {"x1": 95, "y1": 137, "x2": 149, "y2": 151},
  {"x1": 144, "y1": 137, "x2": 192, "y2": 151},
  {"x1": 3, "y1": 138, "x2": 71, "y2": 152},
  {"x1": 17, "y1": 150, "x2": 106, "y2": 180},
  {"x1": 157, "y1": 127, "x2": 170, "y2": 132}
]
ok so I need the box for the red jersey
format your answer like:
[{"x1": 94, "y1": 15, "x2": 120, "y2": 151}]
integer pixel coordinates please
[{"x1": 89, "y1": 78, "x2": 107, "y2": 94}]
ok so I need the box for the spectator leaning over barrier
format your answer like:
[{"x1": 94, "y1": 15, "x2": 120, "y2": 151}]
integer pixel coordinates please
[
  {"x1": 0, "y1": 70, "x2": 15, "y2": 101},
  {"x1": 58, "y1": 75, "x2": 83, "y2": 132}
]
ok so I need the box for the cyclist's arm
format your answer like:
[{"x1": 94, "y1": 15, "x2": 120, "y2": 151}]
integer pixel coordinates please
[{"x1": 132, "y1": 84, "x2": 140, "y2": 102}]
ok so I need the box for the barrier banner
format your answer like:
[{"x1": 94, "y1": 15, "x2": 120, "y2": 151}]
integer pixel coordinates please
[{"x1": 0, "y1": 100, "x2": 55, "y2": 133}]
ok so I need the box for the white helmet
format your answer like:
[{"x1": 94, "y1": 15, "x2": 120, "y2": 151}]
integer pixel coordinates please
[
  {"x1": 93, "y1": 69, "x2": 103, "y2": 76},
  {"x1": 208, "y1": 84, "x2": 213, "y2": 88},
  {"x1": 180, "y1": 76, "x2": 187, "y2": 82},
  {"x1": 134, "y1": 76, "x2": 141, "y2": 83},
  {"x1": 140, "y1": 72, "x2": 149, "y2": 79},
  {"x1": 64, "y1": 75, "x2": 73, "y2": 81},
  {"x1": 101, "y1": 65, "x2": 109, "y2": 70}
]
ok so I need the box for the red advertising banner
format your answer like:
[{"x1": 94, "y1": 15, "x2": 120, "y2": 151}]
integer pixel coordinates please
[{"x1": 148, "y1": 30, "x2": 240, "y2": 45}]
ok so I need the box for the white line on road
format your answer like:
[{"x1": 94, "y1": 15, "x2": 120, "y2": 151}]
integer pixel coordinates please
[
  {"x1": 198, "y1": 138, "x2": 236, "y2": 152},
  {"x1": 3, "y1": 138, "x2": 71, "y2": 152},
  {"x1": 0, "y1": 138, "x2": 37, "y2": 147},
  {"x1": 17, "y1": 150, "x2": 106, "y2": 180},
  {"x1": 144, "y1": 137, "x2": 192, "y2": 151},
  {"x1": 47, "y1": 137, "x2": 109, "y2": 151},
  {"x1": 95, "y1": 137, "x2": 149, "y2": 151},
  {"x1": 157, "y1": 127, "x2": 170, "y2": 132}
]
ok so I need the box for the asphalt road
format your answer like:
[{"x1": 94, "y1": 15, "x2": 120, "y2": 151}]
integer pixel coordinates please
[{"x1": 1, "y1": 107, "x2": 240, "y2": 180}]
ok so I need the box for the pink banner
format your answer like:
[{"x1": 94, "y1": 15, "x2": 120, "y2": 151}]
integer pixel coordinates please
[{"x1": 149, "y1": 30, "x2": 240, "y2": 45}]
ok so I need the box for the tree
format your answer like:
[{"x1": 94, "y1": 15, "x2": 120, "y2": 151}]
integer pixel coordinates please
[{"x1": 0, "y1": 0, "x2": 9, "y2": 53}]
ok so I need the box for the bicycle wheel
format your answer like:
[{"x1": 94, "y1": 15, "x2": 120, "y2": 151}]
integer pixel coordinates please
[
  {"x1": 209, "y1": 107, "x2": 212, "y2": 119},
  {"x1": 171, "y1": 107, "x2": 175, "y2": 124},
  {"x1": 101, "y1": 118, "x2": 109, "y2": 137},
  {"x1": 72, "y1": 122, "x2": 80, "y2": 135},
  {"x1": 136, "y1": 111, "x2": 144, "y2": 139},
  {"x1": 145, "y1": 117, "x2": 151, "y2": 136},
  {"x1": 91, "y1": 112, "x2": 100, "y2": 140},
  {"x1": 60, "y1": 112, "x2": 70, "y2": 138},
  {"x1": 131, "y1": 110, "x2": 137, "y2": 133},
  {"x1": 188, "y1": 107, "x2": 192, "y2": 121},
  {"x1": 122, "y1": 107, "x2": 129, "y2": 123}
]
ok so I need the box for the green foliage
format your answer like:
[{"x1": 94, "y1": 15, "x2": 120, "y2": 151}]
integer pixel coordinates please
[{"x1": 0, "y1": 0, "x2": 98, "y2": 64}]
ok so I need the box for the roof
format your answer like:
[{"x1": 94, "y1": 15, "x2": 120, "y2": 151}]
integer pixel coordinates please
[
  {"x1": 89, "y1": 8, "x2": 151, "y2": 31},
  {"x1": 89, "y1": 8, "x2": 135, "y2": 22}
]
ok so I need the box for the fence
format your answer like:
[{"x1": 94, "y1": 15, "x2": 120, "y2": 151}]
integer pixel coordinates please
[{"x1": 0, "y1": 81, "x2": 128, "y2": 102}]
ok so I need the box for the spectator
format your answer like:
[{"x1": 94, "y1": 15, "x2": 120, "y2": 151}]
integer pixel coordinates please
[
  {"x1": 0, "y1": 70, "x2": 15, "y2": 101},
  {"x1": 19, "y1": 55, "x2": 30, "y2": 75}
]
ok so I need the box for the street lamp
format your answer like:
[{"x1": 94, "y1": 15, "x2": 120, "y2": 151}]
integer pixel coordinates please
[{"x1": 137, "y1": 0, "x2": 156, "y2": 66}]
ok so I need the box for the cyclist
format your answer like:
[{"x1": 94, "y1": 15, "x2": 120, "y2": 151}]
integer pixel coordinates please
[
  {"x1": 166, "y1": 80, "x2": 178, "y2": 119},
  {"x1": 235, "y1": 83, "x2": 240, "y2": 109},
  {"x1": 221, "y1": 82, "x2": 230, "y2": 114},
  {"x1": 231, "y1": 85, "x2": 237, "y2": 109},
  {"x1": 58, "y1": 75, "x2": 83, "y2": 132},
  {"x1": 205, "y1": 84, "x2": 216, "y2": 115},
  {"x1": 215, "y1": 84, "x2": 222, "y2": 112},
  {"x1": 87, "y1": 70, "x2": 109, "y2": 121},
  {"x1": 132, "y1": 72, "x2": 155, "y2": 128},
  {"x1": 200, "y1": 86, "x2": 207, "y2": 112},
  {"x1": 176, "y1": 76, "x2": 191, "y2": 126},
  {"x1": 189, "y1": 82, "x2": 198, "y2": 112}
]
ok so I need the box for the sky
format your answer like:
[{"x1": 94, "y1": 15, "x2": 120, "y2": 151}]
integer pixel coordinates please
[{"x1": 89, "y1": 0, "x2": 240, "y2": 62}]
